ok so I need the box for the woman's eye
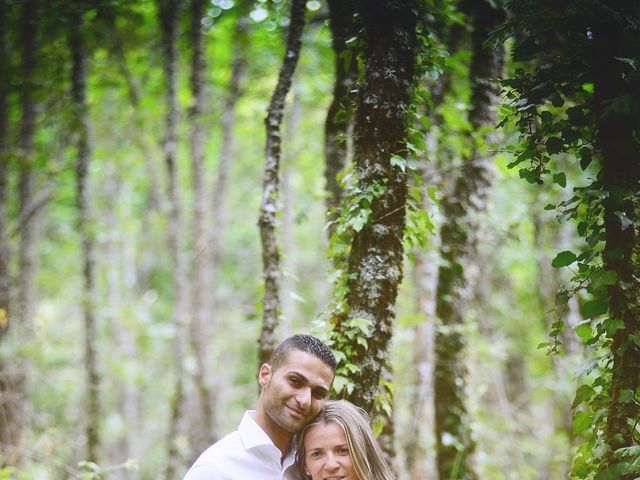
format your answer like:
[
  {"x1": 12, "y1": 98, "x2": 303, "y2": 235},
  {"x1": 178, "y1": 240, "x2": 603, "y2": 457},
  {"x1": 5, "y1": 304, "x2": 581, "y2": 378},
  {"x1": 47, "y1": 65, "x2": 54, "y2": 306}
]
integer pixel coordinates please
[
  {"x1": 309, "y1": 450, "x2": 323, "y2": 458},
  {"x1": 337, "y1": 448, "x2": 350, "y2": 455}
]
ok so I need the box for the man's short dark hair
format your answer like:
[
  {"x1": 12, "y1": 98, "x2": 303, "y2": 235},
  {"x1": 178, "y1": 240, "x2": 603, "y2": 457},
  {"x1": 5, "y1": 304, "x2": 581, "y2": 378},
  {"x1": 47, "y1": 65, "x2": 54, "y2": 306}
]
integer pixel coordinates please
[{"x1": 269, "y1": 334, "x2": 337, "y2": 372}]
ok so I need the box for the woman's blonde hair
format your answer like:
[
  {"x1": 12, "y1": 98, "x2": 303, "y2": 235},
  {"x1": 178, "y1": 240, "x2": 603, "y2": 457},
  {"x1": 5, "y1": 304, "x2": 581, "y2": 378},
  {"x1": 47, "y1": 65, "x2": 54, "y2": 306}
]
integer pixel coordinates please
[{"x1": 295, "y1": 400, "x2": 396, "y2": 480}]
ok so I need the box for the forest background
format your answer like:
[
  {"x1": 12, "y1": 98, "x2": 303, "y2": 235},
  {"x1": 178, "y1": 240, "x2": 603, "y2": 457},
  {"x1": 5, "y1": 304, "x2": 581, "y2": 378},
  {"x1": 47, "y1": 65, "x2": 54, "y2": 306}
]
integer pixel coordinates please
[{"x1": 1, "y1": 0, "x2": 639, "y2": 479}]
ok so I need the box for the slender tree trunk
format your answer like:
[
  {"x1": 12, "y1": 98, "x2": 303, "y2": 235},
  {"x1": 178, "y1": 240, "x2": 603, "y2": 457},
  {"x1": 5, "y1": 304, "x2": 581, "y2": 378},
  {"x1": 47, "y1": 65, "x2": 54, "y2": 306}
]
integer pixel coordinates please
[
  {"x1": 157, "y1": 1, "x2": 189, "y2": 477},
  {"x1": 0, "y1": 0, "x2": 17, "y2": 465},
  {"x1": 281, "y1": 92, "x2": 302, "y2": 335},
  {"x1": 69, "y1": 6, "x2": 100, "y2": 462},
  {"x1": 0, "y1": 0, "x2": 9, "y2": 339},
  {"x1": 187, "y1": 0, "x2": 217, "y2": 456},
  {"x1": 324, "y1": 0, "x2": 358, "y2": 238},
  {"x1": 332, "y1": 0, "x2": 418, "y2": 416},
  {"x1": 591, "y1": 9, "x2": 640, "y2": 473},
  {"x1": 2, "y1": 0, "x2": 40, "y2": 465},
  {"x1": 208, "y1": 3, "x2": 249, "y2": 280},
  {"x1": 433, "y1": 3, "x2": 504, "y2": 478},
  {"x1": 103, "y1": 167, "x2": 139, "y2": 479},
  {"x1": 257, "y1": 0, "x2": 306, "y2": 365}
]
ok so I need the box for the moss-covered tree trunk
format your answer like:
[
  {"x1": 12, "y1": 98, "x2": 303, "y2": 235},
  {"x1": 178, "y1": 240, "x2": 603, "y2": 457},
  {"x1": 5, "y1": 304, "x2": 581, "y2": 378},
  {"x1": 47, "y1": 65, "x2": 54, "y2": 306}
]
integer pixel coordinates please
[
  {"x1": 257, "y1": 0, "x2": 306, "y2": 365},
  {"x1": 69, "y1": 4, "x2": 101, "y2": 462},
  {"x1": 592, "y1": 8, "x2": 640, "y2": 474},
  {"x1": 324, "y1": 0, "x2": 358, "y2": 238},
  {"x1": 433, "y1": 2, "x2": 504, "y2": 478},
  {"x1": 332, "y1": 0, "x2": 418, "y2": 416}
]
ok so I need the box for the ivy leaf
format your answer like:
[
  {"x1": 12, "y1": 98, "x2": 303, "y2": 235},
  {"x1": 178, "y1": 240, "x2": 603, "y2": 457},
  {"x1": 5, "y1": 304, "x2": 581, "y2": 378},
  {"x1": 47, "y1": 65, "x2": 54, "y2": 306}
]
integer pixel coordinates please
[
  {"x1": 579, "y1": 147, "x2": 592, "y2": 170},
  {"x1": 572, "y1": 411, "x2": 594, "y2": 435},
  {"x1": 390, "y1": 154, "x2": 406, "y2": 173},
  {"x1": 553, "y1": 172, "x2": 567, "y2": 188},
  {"x1": 619, "y1": 389, "x2": 635, "y2": 404},
  {"x1": 546, "y1": 136, "x2": 564, "y2": 154},
  {"x1": 594, "y1": 462, "x2": 630, "y2": 480},
  {"x1": 572, "y1": 384, "x2": 596, "y2": 409},
  {"x1": 552, "y1": 250, "x2": 577, "y2": 267},
  {"x1": 582, "y1": 299, "x2": 608, "y2": 318},
  {"x1": 614, "y1": 211, "x2": 634, "y2": 230},
  {"x1": 575, "y1": 323, "x2": 593, "y2": 343},
  {"x1": 591, "y1": 269, "x2": 618, "y2": 289}
]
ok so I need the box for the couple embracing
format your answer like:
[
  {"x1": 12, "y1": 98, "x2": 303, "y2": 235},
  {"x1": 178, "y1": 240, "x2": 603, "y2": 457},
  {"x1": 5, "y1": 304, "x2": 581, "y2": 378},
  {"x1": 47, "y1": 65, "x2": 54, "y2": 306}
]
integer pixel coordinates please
[{"x1": 182, "y1": 334, "x2": 395, "y2": 480}]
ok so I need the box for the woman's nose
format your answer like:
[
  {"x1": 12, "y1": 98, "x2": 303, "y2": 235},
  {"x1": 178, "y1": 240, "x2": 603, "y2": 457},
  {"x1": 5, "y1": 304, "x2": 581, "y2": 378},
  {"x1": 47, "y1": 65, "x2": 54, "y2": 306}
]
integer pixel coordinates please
[{"x1": 324, "y1": 453, "x2": 339, "y2": 471}]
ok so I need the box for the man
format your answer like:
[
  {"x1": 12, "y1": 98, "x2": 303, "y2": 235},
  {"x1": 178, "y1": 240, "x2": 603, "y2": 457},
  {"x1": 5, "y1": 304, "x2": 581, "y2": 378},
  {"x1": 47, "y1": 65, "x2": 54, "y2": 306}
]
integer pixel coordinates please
[{"x1": 183, "y1": 334, "x2": 336, "y2": 480}]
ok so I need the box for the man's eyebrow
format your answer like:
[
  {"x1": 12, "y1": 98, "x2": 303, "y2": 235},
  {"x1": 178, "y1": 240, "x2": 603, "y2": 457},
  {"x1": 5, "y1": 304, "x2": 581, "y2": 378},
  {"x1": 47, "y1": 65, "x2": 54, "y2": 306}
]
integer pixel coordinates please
[{"x1": 287, "y1": 370, "x2": 330, "y2": 391}]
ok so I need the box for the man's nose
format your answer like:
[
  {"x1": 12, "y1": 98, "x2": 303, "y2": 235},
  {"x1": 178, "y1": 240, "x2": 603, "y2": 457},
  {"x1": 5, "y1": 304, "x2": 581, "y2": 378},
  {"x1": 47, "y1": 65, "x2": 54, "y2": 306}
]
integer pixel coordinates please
[{"x1": 295, "y1": 387, "x2": 311, "y2": 409}]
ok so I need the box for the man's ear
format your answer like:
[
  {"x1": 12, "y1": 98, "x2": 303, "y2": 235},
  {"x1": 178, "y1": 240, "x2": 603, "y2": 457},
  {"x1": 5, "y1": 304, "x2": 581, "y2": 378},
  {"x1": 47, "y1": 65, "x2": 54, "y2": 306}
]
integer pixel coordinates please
[{"x1": 258, "y1": 363, "x2": 272, "y2": 387}]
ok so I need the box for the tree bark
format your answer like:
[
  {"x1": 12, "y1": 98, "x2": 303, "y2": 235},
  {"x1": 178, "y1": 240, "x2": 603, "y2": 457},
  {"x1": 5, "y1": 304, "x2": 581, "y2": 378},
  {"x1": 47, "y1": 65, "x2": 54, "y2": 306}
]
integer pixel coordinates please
[
  {"x1": 157, "y1": 1, "x2": 189, "y2": 477},
  {"x1": 433, "y1": 2, "x2": 504, "y2": 478},
  {"x1": 0, "y1": 0, "x2": 17, "y2": 465},
  {"x1": 332, "y1": 0, "x2": 418, "y2": 416},
  {"x1": 591, "y1": 6, "x2": 640, "y2": 472},
  {"x1": 0, "y1": 0, "x2": 10, "y2": 338},
  {"x1": 257, "y1": 0, "x2": 306, "y2": 366},
  {"x1": 324, "y1": 0, "x2": 358, "y2": 238},
  {"x1": 1, "y1": 0, "x2": 40, "y2": 465},
  {"x1": 187, "y1": 0, "x2": 218, "y2": 456},
  {"x1": 69, "y1": 4, "x2": 101, "y2": 462}
]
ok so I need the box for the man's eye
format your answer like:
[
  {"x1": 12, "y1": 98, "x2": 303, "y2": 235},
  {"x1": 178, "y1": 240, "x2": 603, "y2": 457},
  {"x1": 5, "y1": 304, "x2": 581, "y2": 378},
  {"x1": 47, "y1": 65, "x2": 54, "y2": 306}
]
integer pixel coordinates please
[
  {"x1": 312, "y1": 390, "x2": 327, "y2": 399},
  {"x1": 289, "y1": 377, "x2": 300, "y2": 386}
]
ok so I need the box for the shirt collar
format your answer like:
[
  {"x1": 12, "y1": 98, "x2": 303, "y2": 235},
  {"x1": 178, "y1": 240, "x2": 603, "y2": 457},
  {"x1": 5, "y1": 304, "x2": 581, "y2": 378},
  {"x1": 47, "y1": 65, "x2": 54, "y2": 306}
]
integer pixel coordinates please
[
  {"x1": 238, "y1": 411, "x2": 297, "y2": 469},
  {"x1": 238, "y1": 411, "x2": 276, "y2": 450}
]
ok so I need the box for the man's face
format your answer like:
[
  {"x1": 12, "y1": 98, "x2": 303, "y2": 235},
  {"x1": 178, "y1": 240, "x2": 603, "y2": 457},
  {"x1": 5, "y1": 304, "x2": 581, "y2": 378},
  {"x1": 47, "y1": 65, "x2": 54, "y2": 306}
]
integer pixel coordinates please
[{"x1": 258, "y1": 350, "x2": 334, "y2": 435}]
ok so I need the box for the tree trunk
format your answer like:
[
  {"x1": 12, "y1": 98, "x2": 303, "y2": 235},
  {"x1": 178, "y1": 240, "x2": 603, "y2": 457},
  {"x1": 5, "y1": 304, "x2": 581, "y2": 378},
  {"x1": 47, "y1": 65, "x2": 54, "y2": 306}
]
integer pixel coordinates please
[
  {"x1": 0, "y1": 0, "x2": 9, "y2": 339},
  {"x1": 187, "y1": 0, "x2": 218, "y2": 456},
  {"x1": 332, "y1": 0, "x2": 418, "y2": 416},
  {"x1": 257, "y1": 0, "x2": 306, "y2": 366},
  {"x1": 2, "y1": 0, "x2": 40, "y2": 465},
  {"x1": 0, "y1": 0, "x2": 17, "y2": 465},
  {"x1": 157, "y1": 1, "x2": 189, "y2": 477},
  {"x1": 591, "y1": 8, "x2": 640, "y2": 473},
  {"x1": 69, "y1": 5, "x2": 101, "y2": 462},
  {"x1": 103, "y1": 166, "x2": 140, "y2": 478},
  {"x1": 209, "y1": 2, "x2": 249, "y2": 283},
  {"x1": 324, "y1": 0, "x2": 358, "y2": 238},
  {"x1": 281, "y1": 92, "x2": 302, "y2": 335},
  {"x1": 433, "y1": 2, "x2": 504, "y2": 478}
]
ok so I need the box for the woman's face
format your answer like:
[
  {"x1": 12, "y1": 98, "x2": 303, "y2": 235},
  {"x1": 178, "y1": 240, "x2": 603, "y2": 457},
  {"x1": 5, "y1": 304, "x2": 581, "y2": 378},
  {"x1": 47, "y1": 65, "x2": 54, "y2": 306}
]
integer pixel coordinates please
[{"x1": 303, "y1": 422, "x2": 357, "y2": 480}]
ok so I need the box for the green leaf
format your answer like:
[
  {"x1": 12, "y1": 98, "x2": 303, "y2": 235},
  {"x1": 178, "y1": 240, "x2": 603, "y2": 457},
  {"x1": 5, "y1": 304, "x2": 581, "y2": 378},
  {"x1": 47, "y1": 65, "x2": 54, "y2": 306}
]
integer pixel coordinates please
[
  {"x1": 332, "y1": 375, "x2": 350, "y2": 395},
  {"x1": 546, "y1": 136, "x2": 564, "y2": 154},
  {"x1": 553, "y1": 172, "x2": 567, "y2": 188},
  {"x1": 619, "y1": 389, "x2": 635, "y2": 404},
  {"x1": 572, "y1": 411, "x2": 594, "y2": 435},
  {"x1": 575, "y1": 323, "x2": 593, "y2": 343},
  {"x1": 582, "y1": 299, "x2": 608, "y2": 318},
  {"x1": 594, "y1": 462, "x2": 630, "y2": 480},
  {"x1": 572, "y1": 384, "x2": 596, "y2": 409},
  {"x1": 591, "y1": 270, "x2": 618, "y2": 289},
  {"x1": 390, "y1": 154, "x2": 406, "y2": 173},
  {"x1": 579, "y1": 147, "x2": 593, "y2": 170},
  {"x1": 552, "y1": 250, "x2": 577, "y2": 267}
]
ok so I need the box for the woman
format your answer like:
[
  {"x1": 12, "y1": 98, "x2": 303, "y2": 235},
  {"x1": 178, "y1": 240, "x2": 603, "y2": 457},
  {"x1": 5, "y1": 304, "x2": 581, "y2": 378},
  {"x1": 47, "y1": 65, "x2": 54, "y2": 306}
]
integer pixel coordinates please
[{"x1": 296, "y1": 399, "x2": 396, "y2": 480}]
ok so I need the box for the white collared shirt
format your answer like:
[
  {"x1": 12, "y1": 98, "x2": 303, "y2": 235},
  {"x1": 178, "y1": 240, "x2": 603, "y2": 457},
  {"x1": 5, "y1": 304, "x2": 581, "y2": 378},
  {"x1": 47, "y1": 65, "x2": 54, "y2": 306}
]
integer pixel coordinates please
[{"x1": 182, "y1": 411, "x2": 303, "y2": 480}]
